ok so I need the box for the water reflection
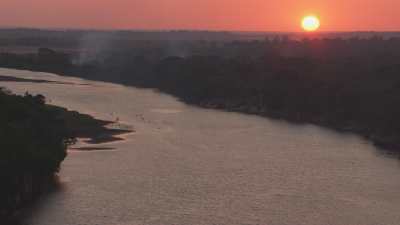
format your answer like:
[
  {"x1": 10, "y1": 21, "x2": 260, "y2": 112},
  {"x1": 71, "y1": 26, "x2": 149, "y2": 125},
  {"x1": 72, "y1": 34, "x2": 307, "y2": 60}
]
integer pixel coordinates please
[{"x1": 2, "y1": 68, "x2": 400, "y2": 225}]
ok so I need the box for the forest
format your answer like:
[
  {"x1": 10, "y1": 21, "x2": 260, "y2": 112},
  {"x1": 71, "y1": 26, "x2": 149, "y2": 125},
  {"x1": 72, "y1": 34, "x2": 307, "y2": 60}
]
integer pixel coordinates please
[
  {"x1": 0, "y1": 87, "x2": 131, "y2": 220},
  {"x1": 0, "y1": 89, "x2": 73, "y2": 218},
  {"x1": 1, "y1": 34, "x2": 400, "y2": 154}
]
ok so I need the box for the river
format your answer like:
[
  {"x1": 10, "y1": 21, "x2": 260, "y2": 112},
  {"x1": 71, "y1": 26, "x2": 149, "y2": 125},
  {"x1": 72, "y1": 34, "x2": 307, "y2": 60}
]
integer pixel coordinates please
[{"x1": 1, "y1": 68, "x2": 400, "y2": 225}]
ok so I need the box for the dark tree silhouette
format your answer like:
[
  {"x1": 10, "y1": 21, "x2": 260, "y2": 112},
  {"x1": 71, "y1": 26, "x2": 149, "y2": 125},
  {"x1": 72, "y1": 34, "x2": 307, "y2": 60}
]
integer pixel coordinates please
[
  {"x1": 0, "y1": 88, "x2": 75, "y2": 216},
  {"x1": 1, "y1": 35, "x2": 400, "y2": 153}
]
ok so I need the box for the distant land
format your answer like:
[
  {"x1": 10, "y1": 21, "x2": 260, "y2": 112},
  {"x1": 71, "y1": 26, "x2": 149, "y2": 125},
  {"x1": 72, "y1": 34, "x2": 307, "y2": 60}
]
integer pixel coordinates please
[
  {"x1": 1, "y1": 28, "x2": 400, "y2": 56},
  {"x1": 1, "y1": 29, "x2": 400, "y2": 154}
]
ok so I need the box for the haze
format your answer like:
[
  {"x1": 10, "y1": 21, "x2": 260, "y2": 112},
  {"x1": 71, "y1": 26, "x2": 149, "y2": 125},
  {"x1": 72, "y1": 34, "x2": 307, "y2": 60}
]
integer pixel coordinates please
[{"x1": 2, "y1": 0, "x2": 400, "y2": 31}]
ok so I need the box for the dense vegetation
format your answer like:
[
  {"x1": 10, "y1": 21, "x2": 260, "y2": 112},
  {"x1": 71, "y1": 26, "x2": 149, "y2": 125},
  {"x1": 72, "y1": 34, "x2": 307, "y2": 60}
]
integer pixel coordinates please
[
  {"x1": 1, "y1": 34, "x2": 400, "y2": 153},
  {"x1": 0, "y1": 86, "x2": 129, "y2": 218},
  {"x1": 0, "y1": 88, "x2": 74, "y2": 216}
]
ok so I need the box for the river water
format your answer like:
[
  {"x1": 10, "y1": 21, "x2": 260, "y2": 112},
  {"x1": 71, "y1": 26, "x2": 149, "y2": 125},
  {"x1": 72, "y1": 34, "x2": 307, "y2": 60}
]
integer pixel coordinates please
[{"x1": 1, "y1": 68, "x2": 400, "y2": 225}]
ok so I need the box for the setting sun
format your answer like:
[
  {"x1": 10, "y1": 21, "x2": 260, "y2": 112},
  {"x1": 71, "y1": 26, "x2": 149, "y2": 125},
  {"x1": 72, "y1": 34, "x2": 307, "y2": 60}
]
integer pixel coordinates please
[{"x1": 302, "y1": 15, "x2": 320, "y2": 32}]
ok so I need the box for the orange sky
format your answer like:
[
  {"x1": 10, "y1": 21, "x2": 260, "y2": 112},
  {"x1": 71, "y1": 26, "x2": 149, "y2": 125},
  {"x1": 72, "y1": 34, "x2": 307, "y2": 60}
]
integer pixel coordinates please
[{"x1": 2, "y1": 0, "x2": 400, "y2": 31}]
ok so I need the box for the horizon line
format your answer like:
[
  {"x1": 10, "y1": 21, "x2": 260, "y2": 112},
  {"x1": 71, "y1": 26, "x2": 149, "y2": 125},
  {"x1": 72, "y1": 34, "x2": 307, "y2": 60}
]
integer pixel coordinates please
[{"x1": 1, "y1": 25, "x2": 400, "y2": 34}]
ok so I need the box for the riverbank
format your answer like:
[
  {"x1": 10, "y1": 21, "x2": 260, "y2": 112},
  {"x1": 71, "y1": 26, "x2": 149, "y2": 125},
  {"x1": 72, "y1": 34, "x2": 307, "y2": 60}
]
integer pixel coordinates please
[
  {"x1": 2, "y1": 61, "x2": 399, "y2": 155},
  {"x1": 47, "y1": 104, "x2": 133, "y2": 145},
  {"x1": 0, "y1": 88, "x2": 133, "y2": 220},
  {"x1": 1, "y1": 39, "x2": 400, "y2": 155},
  {"x1": 3, "y1": 67, "x2": 400, "y2": 225},
  {"x1": 196, "y1": 100, "x2": 400, "y2": 156}
]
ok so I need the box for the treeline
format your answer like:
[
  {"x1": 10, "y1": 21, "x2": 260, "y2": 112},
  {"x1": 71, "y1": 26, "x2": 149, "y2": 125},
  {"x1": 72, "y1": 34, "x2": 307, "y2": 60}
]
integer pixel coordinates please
[
  {"x1": 0, "y1": 88, "x2": 74, "y2": 217},
  {"x1": 1, "y1": 37, "x2": 400, "y2": 152},
  {"x1": 0, "y1": 87, "x2": 124, "y2": 219}
]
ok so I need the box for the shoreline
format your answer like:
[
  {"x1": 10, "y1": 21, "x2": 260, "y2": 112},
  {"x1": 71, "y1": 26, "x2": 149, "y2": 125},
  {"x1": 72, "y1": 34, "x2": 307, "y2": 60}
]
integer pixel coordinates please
[
  {"x1": 0, "y1": 74, "x2": 134, "y2": 146},
  {"x1": 0, "y1": 87, "x2": 133, "y2": 221},
  {"x1": 1, "y1": 67, "x2": 397, "y2": 154},
  {"x1": 195, "y1": 101, "x2": 400, "y2": 156}
]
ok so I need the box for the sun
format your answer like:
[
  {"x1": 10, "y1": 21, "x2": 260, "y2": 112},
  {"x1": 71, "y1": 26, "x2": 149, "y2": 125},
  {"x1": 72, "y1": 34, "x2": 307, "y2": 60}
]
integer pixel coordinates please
[{"x1": 302, "y1": 15, "x2": 320, "y2": 32}]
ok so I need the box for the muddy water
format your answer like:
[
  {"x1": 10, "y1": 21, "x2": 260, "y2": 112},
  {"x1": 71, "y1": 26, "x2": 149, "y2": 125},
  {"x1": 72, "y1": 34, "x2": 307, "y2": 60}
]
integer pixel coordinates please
[{"x1": 1, "y1": 68, "x2": 400, "y2": 225}]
